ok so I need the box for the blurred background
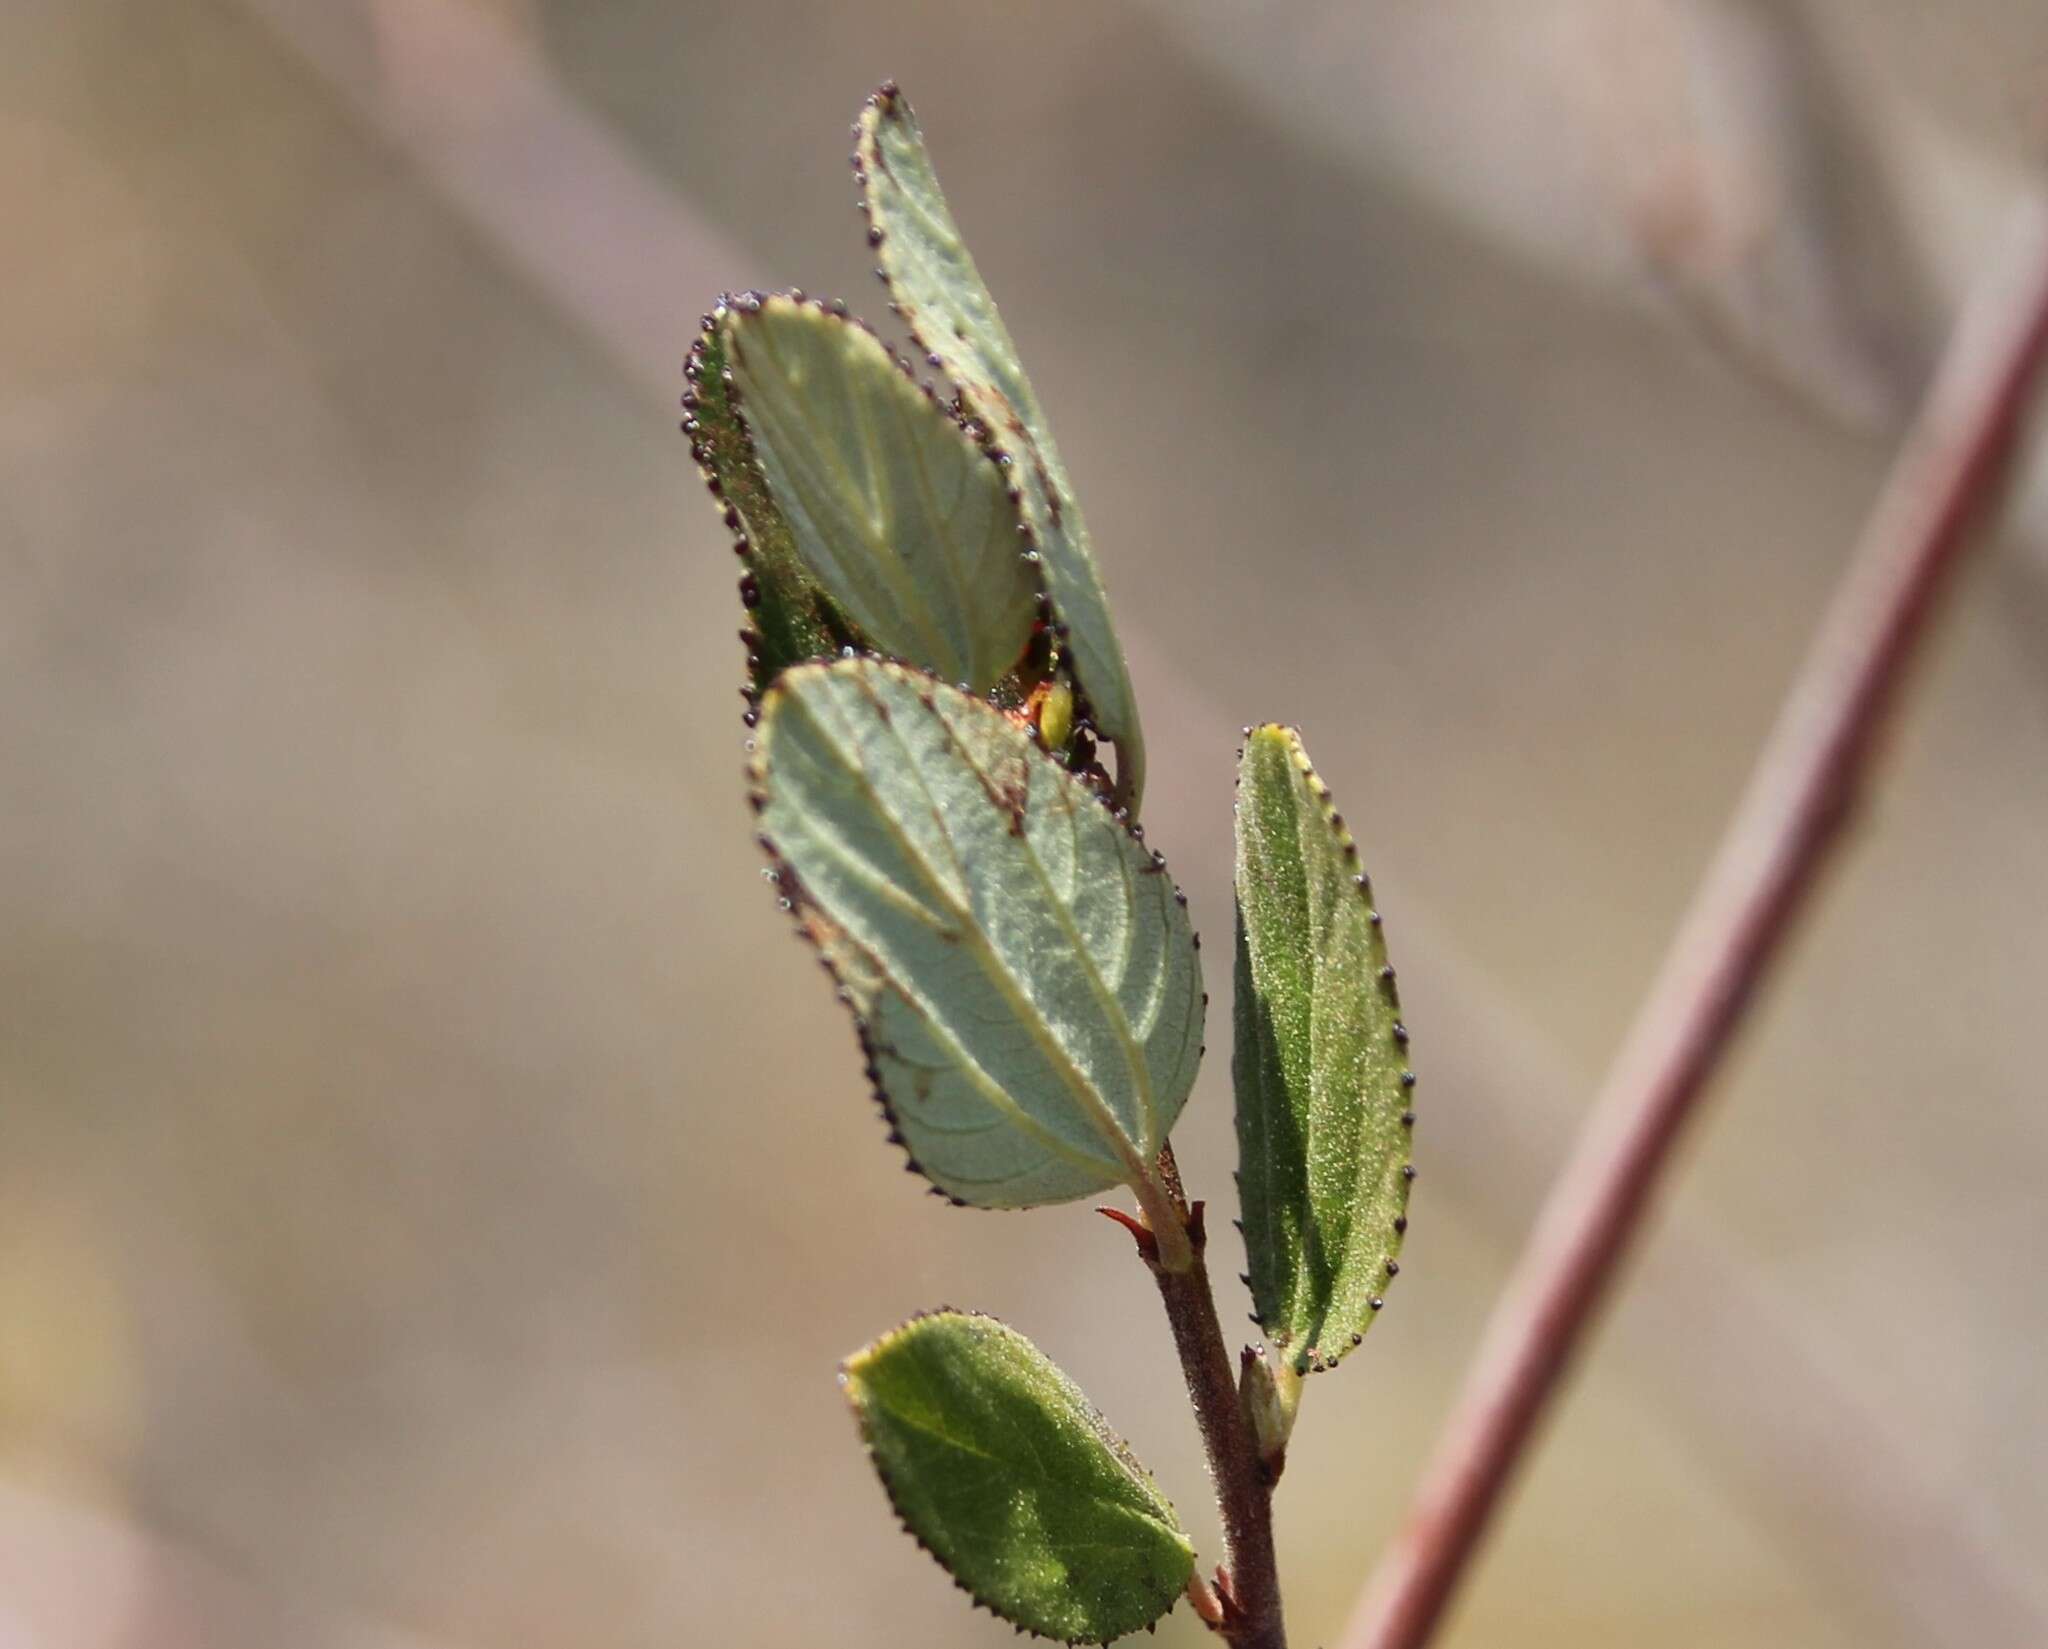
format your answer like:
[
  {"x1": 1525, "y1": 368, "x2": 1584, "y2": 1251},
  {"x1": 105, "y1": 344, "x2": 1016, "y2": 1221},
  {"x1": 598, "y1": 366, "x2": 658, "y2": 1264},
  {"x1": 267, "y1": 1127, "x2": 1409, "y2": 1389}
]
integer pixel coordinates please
[{"x1": 4, "y1": 2, "x2": 2047, "y2": 1645}]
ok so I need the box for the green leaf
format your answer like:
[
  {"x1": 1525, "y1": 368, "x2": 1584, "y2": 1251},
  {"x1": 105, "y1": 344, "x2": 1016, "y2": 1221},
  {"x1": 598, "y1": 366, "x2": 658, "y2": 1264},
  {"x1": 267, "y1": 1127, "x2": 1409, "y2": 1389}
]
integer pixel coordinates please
[
  {"x1": 1233, "y1": 725, "x2": 1412, "y2": 1375},
  {"x1": 752, "y1": 657, "x2": 1203, "y2": 1208},
  {"x1": 685, "y1": 309, "x2": 859, "y2": 695},
  {"x1": 843, "y1": 1310, "x2": 1195, "y2": 1643},
  {"x1": 718, "y1": 293, "x2": 1042, "y2": 693},
  {"x1": 855, "y1": 86, "x2": 1147, "y2": 811}
]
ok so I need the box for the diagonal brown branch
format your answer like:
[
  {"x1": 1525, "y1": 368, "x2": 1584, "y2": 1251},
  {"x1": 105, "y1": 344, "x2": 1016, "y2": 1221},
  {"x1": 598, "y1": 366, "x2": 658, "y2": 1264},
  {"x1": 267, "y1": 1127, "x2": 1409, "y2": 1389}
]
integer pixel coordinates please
[{"x1": 1339, "y1": 196, "x2": 2048, "y2": 1649}]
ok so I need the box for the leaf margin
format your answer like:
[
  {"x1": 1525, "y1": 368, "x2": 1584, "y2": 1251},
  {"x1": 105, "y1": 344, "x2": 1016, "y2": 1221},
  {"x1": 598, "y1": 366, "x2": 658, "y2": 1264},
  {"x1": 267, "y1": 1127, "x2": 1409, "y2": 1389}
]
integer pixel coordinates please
[
  {"x1": 683, "y1": 294, "x2": 862, "y2": 699},
  {"x1": 747, "y1": 655, "x2": 1206, "y2": 1212},
  {"x1": 1232, "y1": 722, "x2": 1414, "y2": 1378},
  {"x1": 841, "y1": 1306, "x2": 1196, "y2": 1644},
  {"x1": 853, "y1": 82, "x2": 1148, "y2": 812},
  {"x1": 714, "y1": 290, "x2": 1044, "y2": 694}
]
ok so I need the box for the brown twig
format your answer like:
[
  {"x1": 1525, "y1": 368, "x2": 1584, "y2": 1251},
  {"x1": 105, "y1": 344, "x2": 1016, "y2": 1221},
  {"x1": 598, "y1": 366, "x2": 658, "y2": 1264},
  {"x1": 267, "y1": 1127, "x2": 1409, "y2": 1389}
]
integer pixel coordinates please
[
  {"x1": 1109, "y1": 1148, "x2": 1288, "y2": 1649},
  {"x1": 1340, "y1": 196, "x2": 2048, "y2": 1649}
]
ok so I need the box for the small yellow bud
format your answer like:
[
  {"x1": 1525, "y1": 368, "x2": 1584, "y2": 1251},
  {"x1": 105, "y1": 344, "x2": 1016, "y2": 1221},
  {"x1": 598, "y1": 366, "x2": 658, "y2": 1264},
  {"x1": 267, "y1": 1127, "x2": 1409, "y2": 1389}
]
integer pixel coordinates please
[{"x1": 1034, "y1": 680, "x2": 1075, "y2": 752}]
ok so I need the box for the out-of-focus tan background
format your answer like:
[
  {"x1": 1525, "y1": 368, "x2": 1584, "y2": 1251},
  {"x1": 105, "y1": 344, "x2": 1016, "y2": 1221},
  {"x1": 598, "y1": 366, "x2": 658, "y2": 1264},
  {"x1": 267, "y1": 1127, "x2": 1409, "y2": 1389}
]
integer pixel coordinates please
[{"x1": 5, "y1": 2, "x2": 2046, "y2": 1646}]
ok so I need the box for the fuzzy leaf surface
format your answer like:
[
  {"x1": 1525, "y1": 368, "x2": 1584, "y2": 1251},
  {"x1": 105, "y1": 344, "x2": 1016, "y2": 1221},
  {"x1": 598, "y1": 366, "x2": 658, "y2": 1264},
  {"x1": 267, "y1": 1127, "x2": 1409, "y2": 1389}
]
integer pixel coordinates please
[
  {"x1": 856, "y1": 87, "x2": 1146, "y2": 807},
  {"x1": 753, "y1": 658, "x2": 1202, "y2": 1207},
  {"x1": 686, "y1": 315, "x2": 855, "y2": 692},
  {"x1": 1234, "y1": 725, "x2": 1411, "y2": 1371},
  {"x1": 844, "y1": 1310, "x2": 1194, "y2": 1642},
  {"x1": 721, "y1": 295, "x2": 1040, "y2": 692}
]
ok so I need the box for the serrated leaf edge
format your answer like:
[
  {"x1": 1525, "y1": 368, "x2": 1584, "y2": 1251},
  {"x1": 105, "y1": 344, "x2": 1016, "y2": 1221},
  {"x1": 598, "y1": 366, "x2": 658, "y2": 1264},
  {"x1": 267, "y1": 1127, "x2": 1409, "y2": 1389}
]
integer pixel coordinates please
[
  {"x1": 745, "y1": 659, "x2": 1206, "y2": 1210},
  {"x1": 715, "y1": 289, "x2": 1053, "y2": 688},
  {"x1": 684, "y1": 291, "x2": 864, "y2": 705},
  {"x1": 850, "y1": 82, "x2": 1146, "y2": 814},
  {"x1": 839, "y1": 1306, "x2": 1193, "y2": 1646},
  {"x1": 1234, "y1": 722, "x2": 1414, "y2": 1376}
]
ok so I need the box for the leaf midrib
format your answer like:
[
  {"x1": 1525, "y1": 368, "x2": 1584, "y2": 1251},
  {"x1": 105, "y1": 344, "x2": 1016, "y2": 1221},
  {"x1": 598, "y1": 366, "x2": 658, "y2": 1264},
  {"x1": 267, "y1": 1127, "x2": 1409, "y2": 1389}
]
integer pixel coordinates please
[
  {"x1": 860, "y1": 1392, "x2": 1182, "y2": 1549},
  {"x1": 913, "y1": 683, "x2": 1163, "y2": 1153},
  {"x1": 784, "y1": 670, "x2": 1158, "y2": 1180},
  {"x1": 784, "y1": 800, "x2": 1124, "y2": 1185}
]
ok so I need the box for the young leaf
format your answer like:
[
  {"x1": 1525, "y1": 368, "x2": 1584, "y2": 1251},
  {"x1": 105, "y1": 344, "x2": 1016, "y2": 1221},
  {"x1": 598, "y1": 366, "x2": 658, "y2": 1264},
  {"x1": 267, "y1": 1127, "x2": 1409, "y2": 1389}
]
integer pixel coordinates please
[
  {"x1": 685, "y1": 311, "x2": 858, "y2": 695},
  {"x1": 855, "y1": 85, "x2": 1147, "y2": 810},
  {"x1": 752, "y1": 657, "x2": 1203, "y2": 1208},
  {"x1": 1234, "y1": 725, "x2": 1412, "y2": 1375},
  {"x1": 718, "y1": 294, "x2": 1042, "y2": 693},
  {"x1": 843, "y1": 1310, "x2": 1195, "y2": 1643}
]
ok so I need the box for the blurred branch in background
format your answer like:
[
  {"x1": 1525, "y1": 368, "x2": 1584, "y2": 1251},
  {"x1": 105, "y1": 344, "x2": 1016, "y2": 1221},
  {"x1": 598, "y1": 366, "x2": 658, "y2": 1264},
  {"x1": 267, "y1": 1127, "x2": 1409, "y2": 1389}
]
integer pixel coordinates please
[
  {"x1": 1340, "y1": 193, "x2": 2048, "y2": 1649},
  {"x1": 1127, "y1": 0, "x2": 1935, "y2": 427},
  {"x1": 217, "y1": 3, "x2": 2048, "y2": 1646},
  {"x1": 239, "y1": 0, "x2": 745, "y2": 402},
  {"x1": 1601, "y1": 0, "x2": 1932, "y2": 427},
  {"x1": 1131, "y1": 0, "x2": 2048, "y2": 644}
]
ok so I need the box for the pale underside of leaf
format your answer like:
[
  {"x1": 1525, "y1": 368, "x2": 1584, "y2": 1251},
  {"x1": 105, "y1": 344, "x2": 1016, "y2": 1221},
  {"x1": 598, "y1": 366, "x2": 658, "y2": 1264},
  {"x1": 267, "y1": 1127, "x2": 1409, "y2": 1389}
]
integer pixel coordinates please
[
  {"x1": 843, "y1": 1310, "x2": 1194, "y2": 1643},
  {"x1": 685, "y1": 315, "x2": 857, "y2": 693},
  {"x1": 720, "y1": 294, "x2": 1041, "y2": 693},
  {"x1": 855, "y1": 87, "x2": 1146, "y2": 811},
  {"x1": 753, "y1": 658, "x2": 1203, "y2": 1208},
  {"x1": 1234, "y1": 725, "x2": 1411, "y2": 1372}
]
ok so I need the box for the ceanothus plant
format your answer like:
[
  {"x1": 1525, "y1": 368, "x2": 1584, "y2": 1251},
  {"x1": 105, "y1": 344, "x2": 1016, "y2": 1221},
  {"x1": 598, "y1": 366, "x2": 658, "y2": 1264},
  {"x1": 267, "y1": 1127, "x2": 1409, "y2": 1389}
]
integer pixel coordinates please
[{"x1": 683, "y1": 84, "x2": 1414, "y2": 1649}]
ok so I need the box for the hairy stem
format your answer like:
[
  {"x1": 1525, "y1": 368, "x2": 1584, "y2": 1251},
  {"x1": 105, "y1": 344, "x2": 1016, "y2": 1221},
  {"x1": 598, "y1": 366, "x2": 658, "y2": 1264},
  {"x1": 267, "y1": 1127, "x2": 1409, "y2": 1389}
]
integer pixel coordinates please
[
  {"x1": 1339, "y1": 197, "x2": 2048, "y2": 1649},
  {"x1": 1141, "y1": 1145, "x2": 1287, "y2": 1649}
]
